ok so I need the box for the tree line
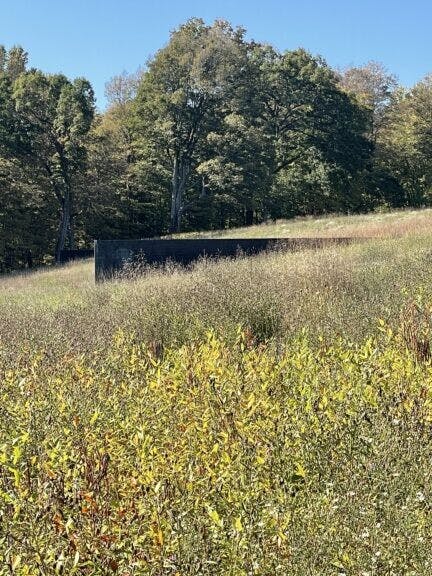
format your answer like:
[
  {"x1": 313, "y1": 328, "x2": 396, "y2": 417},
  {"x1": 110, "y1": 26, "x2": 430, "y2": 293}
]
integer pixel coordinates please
[{"x1": 1, "y1": 19, "x2": 431, "y2": 270}]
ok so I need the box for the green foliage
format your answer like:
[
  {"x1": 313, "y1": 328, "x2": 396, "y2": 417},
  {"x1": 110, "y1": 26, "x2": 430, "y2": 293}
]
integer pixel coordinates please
[
  {"x1": 0, "y1": 56, "x2": 95, "y2": 267},
  {"x1": 253, "y1": 47, "x2": 371, "y2": 177},
  {"x1": 133, "y1": 19, "x2": 250, "y2": 232},
  {"x1": 131, "y1": 32, "x2": 374, "y2": 232},
  {"x1": 0, "y1": 157, "x2": 56, "y2": 271},
  {"x1": 12, "y1": 71, "x2": 95, "y2": 259},
  {"x1": 377, "y1": 78, "x2": 432, "y2": 207},
  {"x1": 4, "y1": 45, "x2": 28, "y2": 81}
]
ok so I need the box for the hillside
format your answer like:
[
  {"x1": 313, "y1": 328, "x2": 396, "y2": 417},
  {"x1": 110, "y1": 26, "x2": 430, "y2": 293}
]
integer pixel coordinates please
[
  {"x1": 2, "y1": 208, "x2": 432, "y2": 573},
  {"x1": 2, "y1": 208, "x2": 432, "y2": 359},
  {"x1": 174, "y1": 207, "x2": 432, "y2": 239},
  {"x1": 1, "y1": 7, "x2": 432, "y2": 571}
]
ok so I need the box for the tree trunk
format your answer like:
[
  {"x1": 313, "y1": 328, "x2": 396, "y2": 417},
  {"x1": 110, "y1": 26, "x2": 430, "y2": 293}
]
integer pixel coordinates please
[
  {"x1": 170, "y1": 157, "x2": 180, "y2": 233},
  {"x1": 170, "y1": 156, "x2": 189, "y2": 233},
  {"x1": 55, "y1": 191, "x2": 71, "y2": 263},
  {"x1": 245, "y1": 207, "x2": 254, "y2": 226},
  {"x1": 68, "y1": 188, "x2": 75, "y2": 250},
  {"x1": 54, "y1": 151, "x2": 74, "y2": 262}
]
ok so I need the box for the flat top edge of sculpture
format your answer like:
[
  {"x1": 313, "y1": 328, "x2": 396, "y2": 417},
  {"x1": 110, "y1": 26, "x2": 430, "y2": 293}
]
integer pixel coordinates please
[{"x1": 94, "y1": 237, "x2": 368, "y2": 245}]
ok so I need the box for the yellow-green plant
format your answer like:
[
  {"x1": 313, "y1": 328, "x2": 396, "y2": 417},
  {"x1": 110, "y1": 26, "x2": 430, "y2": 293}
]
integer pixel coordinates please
[{"x1": 1, "y1": 328, "x2": 432, "y2": 574}]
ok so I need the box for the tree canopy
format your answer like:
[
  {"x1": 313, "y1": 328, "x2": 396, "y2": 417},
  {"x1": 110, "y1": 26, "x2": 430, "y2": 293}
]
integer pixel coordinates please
[{"x1": 0, "y1": 21, "x2": 431, "y2": 271}]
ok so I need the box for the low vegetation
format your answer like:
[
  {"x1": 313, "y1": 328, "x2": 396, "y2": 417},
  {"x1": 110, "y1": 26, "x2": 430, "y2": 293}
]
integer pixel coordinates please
[
  {"x1": 2, "y1": 209, "x2": 432, "y2": 573},
  {"x1": 2, "y1": 329, "x2": 432, "y2": 574}
]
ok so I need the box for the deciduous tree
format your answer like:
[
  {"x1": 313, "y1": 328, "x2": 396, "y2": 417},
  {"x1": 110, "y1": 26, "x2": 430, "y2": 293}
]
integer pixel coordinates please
[
  {"x1": 11, "y1": 72, "x2": 95, "y2": 260},
  {"x1": 134, "y1": 18, "x2": 248, "y2": 232}
]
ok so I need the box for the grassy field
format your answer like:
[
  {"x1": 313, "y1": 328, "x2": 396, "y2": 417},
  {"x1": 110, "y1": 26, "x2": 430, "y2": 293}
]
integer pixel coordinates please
[
  {"x1": 2, "y1": 209, "x2": 432, "y2": 574},
  {"x1": 175, "y1": 207, "x2": 432, "y2": 239}
]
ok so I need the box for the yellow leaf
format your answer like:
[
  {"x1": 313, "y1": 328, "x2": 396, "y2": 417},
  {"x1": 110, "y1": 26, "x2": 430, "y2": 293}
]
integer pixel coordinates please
[
  {"x1": 73, "y1": 551, "x2": 80, "y2": 567},
  {"x1": 294, "y1": 462, "x2": 306, "y2": 479},
  {"x1": 12, "y1": 555, "x2": 21, "y2": 570},
  {"x1": 90, "y1": 411, "x2": 99, "y2": 425},
  {"x1": 278, "y1": 530, "x2": 287, "y2": 542},
  {"x1": 207, "y1": 507, "x2": 222, "y2": 527},
  {"x1": 234, "y1": 517, "x2": 243, "y2": 532},
  {"x1": 12, "y1": 445, "x2": 22, "y2": 465}
]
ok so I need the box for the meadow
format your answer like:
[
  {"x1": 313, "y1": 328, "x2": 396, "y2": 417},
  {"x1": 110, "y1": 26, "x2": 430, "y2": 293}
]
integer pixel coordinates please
[
  {"x1": 175, "y1": 207, "x2": 432, "y2": 239},
  {"x1": 2, "y1": 208, "x2": 432, "y2": 574}
]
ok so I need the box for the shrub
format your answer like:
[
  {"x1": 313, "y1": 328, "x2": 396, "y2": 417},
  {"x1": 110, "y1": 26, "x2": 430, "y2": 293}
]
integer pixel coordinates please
[{"x1": 1, "y1": 329, "x2": 432, "y2": 574}]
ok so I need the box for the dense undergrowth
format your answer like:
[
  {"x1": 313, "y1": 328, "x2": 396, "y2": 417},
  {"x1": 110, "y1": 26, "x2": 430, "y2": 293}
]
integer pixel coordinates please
[
  {"x1": 1, "y1": 327, "x2": 432, "y2": 574},
  {"x1": 2, "y1": 211, "x2": 432, "y2": 573}
]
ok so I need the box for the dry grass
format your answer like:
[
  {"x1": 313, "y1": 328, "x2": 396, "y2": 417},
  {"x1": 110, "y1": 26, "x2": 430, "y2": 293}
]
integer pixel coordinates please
[
  {"x1": 174, "y1": 207, "x2": 432, "y2": 239},
  {"x1": 2, "y1": 232, "x2": 432, "y2": 364},
  {"x1": 2, "y1": 206, "x2": 432, "y2": 372}
]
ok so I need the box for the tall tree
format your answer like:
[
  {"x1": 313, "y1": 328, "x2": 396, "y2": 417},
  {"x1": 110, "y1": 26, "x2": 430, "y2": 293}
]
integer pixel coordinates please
[
  {"x1": 11, "y1": 72, "x2": 95, "y2": 260},
  {"x1": 81, "y1": 70, "x2": 169, "y2": 242},
  {"x1": 378, "y1": 76, "x2": 432, "y2": 205},
  {"x1": 339, "y1": 61, "x2": 397, "y2": 141},
  {"x1": 0, "y1": 46, "x2": 6, "y2": 72},
  {"x1": 247, "y1": 47, "x2": 371, "y2": 217},
  {"x1": 134, "y1": 18, "x2": 248, "y2": 232},
  {"x1": 251, "y1": 47, "x2": 371, "y2": 177},
  {"x1": 6, "y1": 45, "x2": 28, "y2": 81},
  {"x1": 197, "y1": 112, "x2": 274, "y2": 226}
]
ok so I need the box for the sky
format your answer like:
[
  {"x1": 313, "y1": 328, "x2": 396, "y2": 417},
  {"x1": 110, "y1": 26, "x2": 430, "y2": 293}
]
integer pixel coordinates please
[{"x1": 1, "y1": 0, "x2": 431, "y2": 110}]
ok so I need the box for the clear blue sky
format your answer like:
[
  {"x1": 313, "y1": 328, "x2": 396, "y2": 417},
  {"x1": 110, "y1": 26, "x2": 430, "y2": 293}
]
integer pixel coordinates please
[{"x1": 1, "y1": 0, "x2": 431, "y2": 109}]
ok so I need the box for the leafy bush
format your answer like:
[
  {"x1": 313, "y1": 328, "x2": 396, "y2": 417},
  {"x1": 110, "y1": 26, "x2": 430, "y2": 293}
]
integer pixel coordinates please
[{"x1": 1, "y1": 328, "x2": 432, "y2": 574}]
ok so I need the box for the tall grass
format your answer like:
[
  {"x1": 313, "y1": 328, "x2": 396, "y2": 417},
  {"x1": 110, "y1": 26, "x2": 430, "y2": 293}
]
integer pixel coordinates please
[
  {"x1": 2, "y1": 234, "x2": 432, "y2": 363},
  {"x1": 175, "y1": 207, "x2": 432, "y2": 239}
]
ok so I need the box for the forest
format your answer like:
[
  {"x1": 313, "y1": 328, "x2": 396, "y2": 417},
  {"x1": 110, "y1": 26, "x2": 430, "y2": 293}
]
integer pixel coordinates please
[{"x1": 0, "y1": 18, "x2": 431, "y2": 270}]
